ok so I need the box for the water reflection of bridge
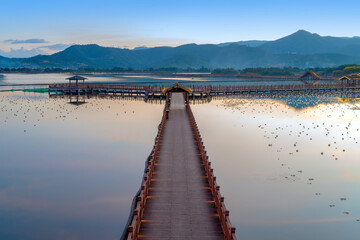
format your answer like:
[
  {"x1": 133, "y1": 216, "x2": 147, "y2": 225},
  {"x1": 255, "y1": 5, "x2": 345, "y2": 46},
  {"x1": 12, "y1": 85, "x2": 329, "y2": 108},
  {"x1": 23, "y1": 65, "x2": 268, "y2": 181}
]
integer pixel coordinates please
[
  {"x1": 49, "y1": 83, "x2": 360, "y2": 107},
  {"x1": 49, "y1": 94, "x2": 212, "y2": 105}
]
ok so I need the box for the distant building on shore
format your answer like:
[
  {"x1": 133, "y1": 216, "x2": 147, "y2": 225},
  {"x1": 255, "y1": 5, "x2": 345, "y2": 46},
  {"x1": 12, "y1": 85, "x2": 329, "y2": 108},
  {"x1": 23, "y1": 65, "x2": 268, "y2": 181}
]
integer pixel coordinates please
[{"x1": 339, "y1": 73, "x2": 360, "y2": 85}]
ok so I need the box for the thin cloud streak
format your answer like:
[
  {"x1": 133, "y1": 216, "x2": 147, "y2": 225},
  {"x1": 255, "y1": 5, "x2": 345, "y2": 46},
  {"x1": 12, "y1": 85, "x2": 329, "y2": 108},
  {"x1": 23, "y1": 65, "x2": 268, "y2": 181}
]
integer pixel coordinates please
[
  {"x1": 43, "y1": 43, "x2": 71, "y2": 50},
  {"x1": 4, "y1": 38, "x2": 49, "y2": 44}
]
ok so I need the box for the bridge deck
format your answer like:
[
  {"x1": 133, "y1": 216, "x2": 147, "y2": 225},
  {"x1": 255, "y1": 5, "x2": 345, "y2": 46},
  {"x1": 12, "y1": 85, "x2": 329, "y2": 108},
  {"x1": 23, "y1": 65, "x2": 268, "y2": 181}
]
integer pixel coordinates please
[{"x1": 138, "y1": 93, "x2": 223, "y2": 239}]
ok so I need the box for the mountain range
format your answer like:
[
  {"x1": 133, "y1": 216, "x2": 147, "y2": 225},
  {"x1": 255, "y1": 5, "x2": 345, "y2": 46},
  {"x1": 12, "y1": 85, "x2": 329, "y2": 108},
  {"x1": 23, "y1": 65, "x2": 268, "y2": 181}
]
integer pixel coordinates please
[{"x1": 2, "y1": 30, "x2": 360, "y2": 69}]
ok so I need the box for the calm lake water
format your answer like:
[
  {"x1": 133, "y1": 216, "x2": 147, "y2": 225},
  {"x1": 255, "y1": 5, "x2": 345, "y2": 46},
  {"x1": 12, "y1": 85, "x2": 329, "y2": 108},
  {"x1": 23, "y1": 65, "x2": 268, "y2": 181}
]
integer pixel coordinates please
[
  {"x1": 0, "y1": 75, "x2": 359, "y2": 240},
  {"x1": 0, "y1": 92, "x2": 163, "y2": 240},
  {"x1": 0, "y1": 73, "x2": 338, "y2": 91},
  {"x1": 192, "y1": 95, "x2": 360, "y2": 240}
]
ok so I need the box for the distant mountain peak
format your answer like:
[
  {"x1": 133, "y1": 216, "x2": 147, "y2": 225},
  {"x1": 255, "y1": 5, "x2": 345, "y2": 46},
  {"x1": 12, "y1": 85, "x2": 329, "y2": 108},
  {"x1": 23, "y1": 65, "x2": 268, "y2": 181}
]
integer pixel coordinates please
[
  {"x1": 289, "y1": 30, "x2": 319, "y2": 38},
  {"x1": 256, "y1": 28, "x2": 360, "y2": 59},
  {"x1": 294, "y1": 29, "x2": 312, "y2": 34}
]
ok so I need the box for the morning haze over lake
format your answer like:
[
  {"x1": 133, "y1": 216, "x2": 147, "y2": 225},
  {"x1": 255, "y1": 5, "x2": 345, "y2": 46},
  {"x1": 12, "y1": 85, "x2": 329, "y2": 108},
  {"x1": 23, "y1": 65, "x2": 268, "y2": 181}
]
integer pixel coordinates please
[{"x1": 1, "y1": 1, "x2": 360, "y2": 240}]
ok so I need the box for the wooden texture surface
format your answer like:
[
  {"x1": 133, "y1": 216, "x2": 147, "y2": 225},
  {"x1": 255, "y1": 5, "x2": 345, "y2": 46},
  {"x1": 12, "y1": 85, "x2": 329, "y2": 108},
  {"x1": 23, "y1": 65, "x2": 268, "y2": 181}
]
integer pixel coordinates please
[{"x1": 138, "y1": 93, "x2": 223, "y2": 239}]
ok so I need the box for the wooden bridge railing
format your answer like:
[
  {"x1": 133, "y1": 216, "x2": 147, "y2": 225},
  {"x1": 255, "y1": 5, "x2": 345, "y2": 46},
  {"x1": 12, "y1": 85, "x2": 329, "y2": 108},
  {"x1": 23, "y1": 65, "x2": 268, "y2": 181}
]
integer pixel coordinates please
[
  {"x1": 189, "y1": 83, "x2": 355, "y2": 93},
  {"x1": 186, "y1": 99, "x2": 237, "y2": 240},
  {"x1": 124, "y1": 104, "x2": 169, "y2": 240},
  {"x1": 122, "y1": 95, "x2": 237, "y2": 239},
  {"x1": 49, "y1": 83, "x2": 163, "y2": 92},
  {"x1": 49, "y1": 82, "x2": 358, "y2": 94}
]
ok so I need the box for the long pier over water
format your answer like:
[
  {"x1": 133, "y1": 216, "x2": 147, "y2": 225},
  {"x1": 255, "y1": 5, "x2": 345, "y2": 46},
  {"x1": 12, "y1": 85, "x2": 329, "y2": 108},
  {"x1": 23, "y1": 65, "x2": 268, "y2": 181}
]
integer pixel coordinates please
[
  {"x1": 49, "y1": 82, "x2": 359, "y2": 99},
  {"x1": 121, "y1": 86, "x2": 236, "y2": 240},
  {"x1": 47, "y1": 81, "x2": 359, "y2": 239}
]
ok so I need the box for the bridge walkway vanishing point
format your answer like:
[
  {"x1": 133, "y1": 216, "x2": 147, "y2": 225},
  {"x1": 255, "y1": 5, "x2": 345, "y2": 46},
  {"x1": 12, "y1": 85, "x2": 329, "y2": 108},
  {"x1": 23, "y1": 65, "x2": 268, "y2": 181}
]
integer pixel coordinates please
[{"x1": 124, "y1": 92, "x2": 236, "y2": 240}]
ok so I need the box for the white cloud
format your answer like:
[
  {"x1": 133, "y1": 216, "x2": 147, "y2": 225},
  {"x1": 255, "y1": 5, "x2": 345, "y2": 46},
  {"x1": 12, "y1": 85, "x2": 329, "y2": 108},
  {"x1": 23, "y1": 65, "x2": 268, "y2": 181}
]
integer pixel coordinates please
[
  {"x1": 44, "y1": 44, "x2": 71, "y2": 51},
  {"x1": 0, "y1": 44, "x2": 72, "y2": 58},
  {"x1": 0, "y1": 47, "x2": 46, "y2": 58}
]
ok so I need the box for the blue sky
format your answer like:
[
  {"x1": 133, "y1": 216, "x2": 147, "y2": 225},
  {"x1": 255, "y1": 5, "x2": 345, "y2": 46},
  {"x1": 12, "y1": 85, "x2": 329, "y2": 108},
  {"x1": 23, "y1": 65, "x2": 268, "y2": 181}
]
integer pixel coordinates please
[{"x1": 1, "y1": 0, "x2": 360, "y2": 57}]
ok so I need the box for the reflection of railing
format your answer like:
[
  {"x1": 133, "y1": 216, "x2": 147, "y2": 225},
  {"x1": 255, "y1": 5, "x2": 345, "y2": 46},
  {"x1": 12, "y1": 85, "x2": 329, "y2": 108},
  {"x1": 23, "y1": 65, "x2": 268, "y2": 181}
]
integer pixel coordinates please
[
  {"x1": 124, "y1": 105, "x2": 168, "y2": 240},
  {"x1": 186, "y1": 101, "x2": 237, "y2": 240}
]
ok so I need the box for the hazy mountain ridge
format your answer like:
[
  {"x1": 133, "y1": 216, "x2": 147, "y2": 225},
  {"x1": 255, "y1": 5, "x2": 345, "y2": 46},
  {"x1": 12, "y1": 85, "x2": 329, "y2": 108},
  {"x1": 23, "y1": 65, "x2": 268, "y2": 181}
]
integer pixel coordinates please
[
  {"x1": 2, "y1": 30, "x2": 360, "y2": 69},
  {"x1": 217, "y1": 40, "x2": 269, "y2": 48},
  {"x1": 259, "y1": 30, "x2": 360, "y2": 55}
]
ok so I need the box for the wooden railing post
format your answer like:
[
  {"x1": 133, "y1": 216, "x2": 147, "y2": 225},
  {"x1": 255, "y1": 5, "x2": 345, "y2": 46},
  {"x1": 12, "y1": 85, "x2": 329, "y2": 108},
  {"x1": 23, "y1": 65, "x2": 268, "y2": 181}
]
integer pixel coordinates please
[
  {"x1": 185, "y1": 103, "x2": 237, "y2": 240},
  {"x1": 124, "y1": 101, "x2": 170, "y2": 239}
]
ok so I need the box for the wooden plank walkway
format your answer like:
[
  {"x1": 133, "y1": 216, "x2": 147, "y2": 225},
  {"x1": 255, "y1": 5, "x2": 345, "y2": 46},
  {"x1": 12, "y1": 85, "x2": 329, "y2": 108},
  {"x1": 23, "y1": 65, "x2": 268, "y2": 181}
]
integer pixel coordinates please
[{"x1": 138, "y1": 93, "x2": 224, "y2": 239}]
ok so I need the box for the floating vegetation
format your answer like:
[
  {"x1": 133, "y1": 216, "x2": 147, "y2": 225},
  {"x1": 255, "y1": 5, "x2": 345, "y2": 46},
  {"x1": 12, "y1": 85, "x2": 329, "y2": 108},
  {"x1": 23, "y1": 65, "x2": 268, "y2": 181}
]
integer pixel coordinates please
[{"x1": 23, "y1": 88, "x2": 49, "y2": 93}]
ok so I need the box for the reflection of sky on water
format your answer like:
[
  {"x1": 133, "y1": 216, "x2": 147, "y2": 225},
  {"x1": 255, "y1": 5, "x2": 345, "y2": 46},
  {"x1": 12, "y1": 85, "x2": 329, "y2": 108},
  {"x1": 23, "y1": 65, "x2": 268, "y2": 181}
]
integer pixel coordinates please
[
  {"x1": 0, "y1": 92, "x2": 163, "y2": 240},
  {"x1": 192, "y1": 95, "x2": 360, "y2": 240},
  {"x1": 1, "y1": 90, "x2": 360, "y2": 239},
  {"x1": 227, "y1": 93, "x2": 360, "y2": 110}
]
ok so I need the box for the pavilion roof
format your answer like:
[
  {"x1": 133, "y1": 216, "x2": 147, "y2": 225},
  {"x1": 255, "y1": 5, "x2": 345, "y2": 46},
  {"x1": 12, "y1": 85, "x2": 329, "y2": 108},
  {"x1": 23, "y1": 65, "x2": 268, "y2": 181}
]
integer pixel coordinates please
[
  {"x1": 66, "y1": 75, "x2": 87, "y2": 80},
  {"x1": 299, "y1": 71, "x2": 320, "y2": 79},
  {"x1": 339, "y1": 73, "x2": 360, "y2": 80},
  {"x1": 162, "y1": 83, "x2": 192, "y2": 93}
]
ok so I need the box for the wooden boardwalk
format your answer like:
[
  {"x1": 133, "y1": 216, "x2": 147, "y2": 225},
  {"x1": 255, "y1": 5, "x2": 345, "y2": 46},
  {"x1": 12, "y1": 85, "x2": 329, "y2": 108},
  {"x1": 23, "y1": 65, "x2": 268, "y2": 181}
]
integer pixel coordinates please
[
  {"x1": 49, "y1": 82, "x2": 360, "y2": 100},
  {"x1": 123, "y1": 90, "x2": 236, "y2": 240},
  {"x1": 138, "y1": 93, "x2": 223, "y2": 239}
]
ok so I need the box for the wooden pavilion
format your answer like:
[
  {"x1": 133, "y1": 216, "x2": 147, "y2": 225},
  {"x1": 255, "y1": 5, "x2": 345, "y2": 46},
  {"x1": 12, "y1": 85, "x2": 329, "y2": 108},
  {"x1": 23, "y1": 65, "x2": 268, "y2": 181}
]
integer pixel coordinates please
[
  {"x1": 66, "y1": 75, "x2": 87, "y2": 86},
  {"x1": 162, "y1": 83, "x2": 192, "y2": 106}
]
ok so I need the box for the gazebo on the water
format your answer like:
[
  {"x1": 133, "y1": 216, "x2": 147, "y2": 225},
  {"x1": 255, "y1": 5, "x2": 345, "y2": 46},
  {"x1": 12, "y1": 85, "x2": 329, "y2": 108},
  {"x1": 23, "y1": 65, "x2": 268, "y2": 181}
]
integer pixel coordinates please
[
  {"x1": 162, "y1": 83, "x2": 192, "y2": 105},
  {"x1": 161, "y1": 83, "x2": 192, "y2": 119},
  {"x1": 67, "y1": 75, "x2": 87, "y2": 86}
]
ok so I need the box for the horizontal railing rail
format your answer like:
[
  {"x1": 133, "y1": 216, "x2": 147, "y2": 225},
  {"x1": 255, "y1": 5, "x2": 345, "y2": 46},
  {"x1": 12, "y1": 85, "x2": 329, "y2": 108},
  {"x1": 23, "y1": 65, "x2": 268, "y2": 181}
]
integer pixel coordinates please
[
  {"x1": 190, "y1": 83, "x2": 358, "y2": 93},
  {"x1": 49, "y1": 82, "x2": 359, "y2": 94},
  {"x1": 123, "y1": 103, "x2": 169, "y2": 240},
  {"x1": 186, "y1": 99, "x2": 237, "y2": 240},
  {"x1": 49, "y1": 83, "x2": 165, "y2": 92}
]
